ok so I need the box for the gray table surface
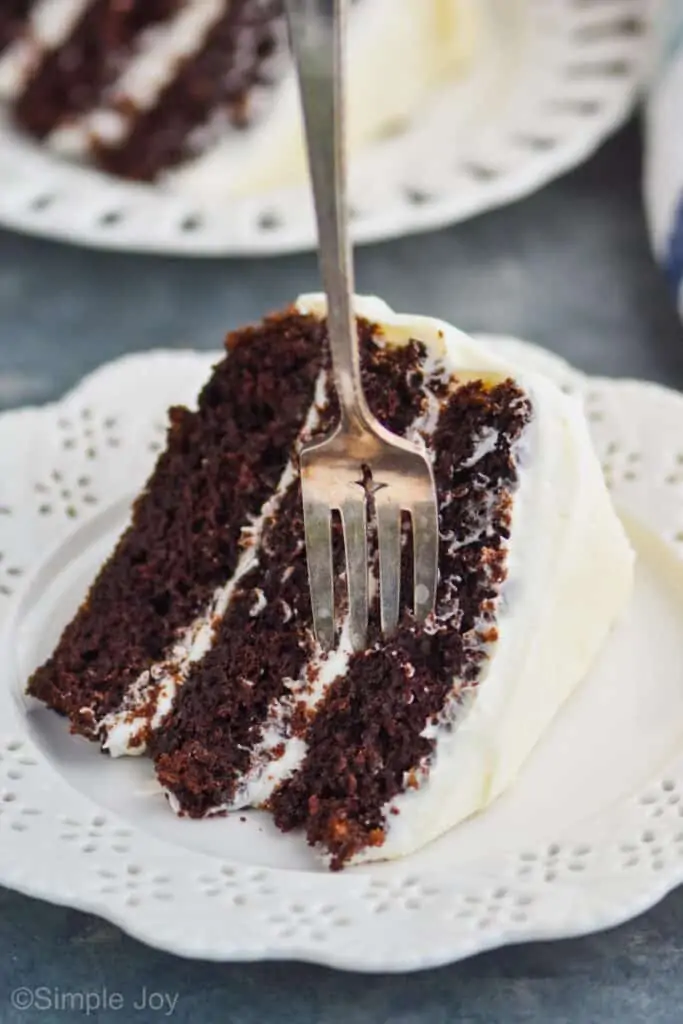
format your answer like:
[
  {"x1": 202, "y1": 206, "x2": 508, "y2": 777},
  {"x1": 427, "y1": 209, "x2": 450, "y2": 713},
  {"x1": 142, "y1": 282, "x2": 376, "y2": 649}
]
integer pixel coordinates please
[{"x1": 1, "y1": 121, "x2": 683, "y2": 1024}]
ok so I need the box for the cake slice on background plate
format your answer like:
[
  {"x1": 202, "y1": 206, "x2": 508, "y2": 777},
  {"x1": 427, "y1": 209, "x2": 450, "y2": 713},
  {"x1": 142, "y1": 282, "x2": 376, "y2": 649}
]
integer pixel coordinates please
[
  {"x1": 28, "y1": 295, "x2": 634, "y2": 869},
  {"x1": 2, "y1": 0, "x2": 478, "y2": 195}
]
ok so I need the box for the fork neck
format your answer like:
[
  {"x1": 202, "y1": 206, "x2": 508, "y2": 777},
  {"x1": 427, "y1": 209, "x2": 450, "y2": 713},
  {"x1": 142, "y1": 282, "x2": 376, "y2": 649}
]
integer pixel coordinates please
[
  {"x1": 326, "y1": 289, "x2": 372, "y2": 435},
  {"x1": 284, "y1": 0, "x2": 371, "y2": 434}
]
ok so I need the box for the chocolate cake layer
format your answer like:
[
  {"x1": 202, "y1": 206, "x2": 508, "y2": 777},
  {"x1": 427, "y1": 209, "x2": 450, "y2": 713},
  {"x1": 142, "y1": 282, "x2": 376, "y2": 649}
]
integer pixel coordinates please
[
  {"x1": 94, "y1": 0, "x2": 284, "y2": 182},
  {"x1": 28, "y1": 311, "x2": 325, "y2": 737},
  {"x1": 14, "y1": 0, "x2": 181, "y2": 139},
  {"x1": 152, "y1": 328, "x2": 429, "y2": 815}
]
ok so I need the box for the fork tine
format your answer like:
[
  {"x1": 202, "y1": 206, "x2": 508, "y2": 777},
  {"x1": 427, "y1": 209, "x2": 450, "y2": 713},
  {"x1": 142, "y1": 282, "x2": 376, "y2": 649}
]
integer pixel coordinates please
[
  {"x1": 411, "y1": 497, "x2": 439, "y2": 623},
  {"x1": 340, "y1": 494, "x2": 368, "y2": 652},
  {"x1": 376, "y1": 491, "x2": 401, "y2": 638},
  {"x1": 302, "y1": 495, "x2": 335, "y2": 650}
]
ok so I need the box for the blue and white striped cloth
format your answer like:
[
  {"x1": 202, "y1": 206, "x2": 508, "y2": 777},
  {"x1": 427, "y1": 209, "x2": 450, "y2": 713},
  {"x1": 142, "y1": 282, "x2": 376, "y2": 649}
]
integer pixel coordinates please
[{"x1": 645, "y1": 0, "x2": 683, "y2": 317}]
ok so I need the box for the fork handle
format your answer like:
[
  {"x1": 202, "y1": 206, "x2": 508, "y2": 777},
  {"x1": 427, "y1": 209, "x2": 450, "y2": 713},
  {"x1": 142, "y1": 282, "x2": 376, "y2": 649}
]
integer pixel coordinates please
[{"x1": 285, "y1": 0, "x2": 369, "y2": 432}]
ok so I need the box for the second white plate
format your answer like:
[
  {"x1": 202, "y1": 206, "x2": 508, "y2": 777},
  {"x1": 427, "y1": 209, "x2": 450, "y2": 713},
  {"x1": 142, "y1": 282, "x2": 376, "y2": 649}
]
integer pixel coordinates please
[{"x1": 0, "y1": 0, "x2": 651, "y2": 255}]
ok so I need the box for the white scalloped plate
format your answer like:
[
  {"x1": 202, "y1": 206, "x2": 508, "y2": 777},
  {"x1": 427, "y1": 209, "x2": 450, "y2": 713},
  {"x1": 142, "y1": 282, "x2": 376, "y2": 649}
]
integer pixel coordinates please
[
  {"x1": 2, "y1": 337, "x2": 683, "y2": 971},
  {"x1": 0, "y1": 0, "x2": 651, "y2": 255}
]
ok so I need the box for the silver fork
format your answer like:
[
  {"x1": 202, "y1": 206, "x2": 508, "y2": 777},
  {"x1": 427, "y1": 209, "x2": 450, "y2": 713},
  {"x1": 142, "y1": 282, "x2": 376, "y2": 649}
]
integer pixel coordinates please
[{"x1": 285, "y1": 0, "x2": 439, "y2": 652}]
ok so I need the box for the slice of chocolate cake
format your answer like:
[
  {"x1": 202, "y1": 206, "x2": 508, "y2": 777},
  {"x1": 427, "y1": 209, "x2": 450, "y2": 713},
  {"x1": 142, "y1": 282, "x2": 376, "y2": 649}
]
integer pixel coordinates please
[
  {"x1": 3, "y1": 0, "x2": 477, "y2": 196},
  {"x1": 28, "y1": 295, "x2": 634, "y2": 869}
]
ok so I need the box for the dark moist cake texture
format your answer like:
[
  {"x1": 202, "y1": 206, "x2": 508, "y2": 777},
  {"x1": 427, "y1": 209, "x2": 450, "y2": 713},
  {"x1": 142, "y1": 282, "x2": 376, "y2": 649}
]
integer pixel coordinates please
[
  {"x1": 28, "y1": 312, "x2": 325, "y2": 735},
  {"x1": 28, "y1": 308, "x2": 532, "y2": 869}
]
